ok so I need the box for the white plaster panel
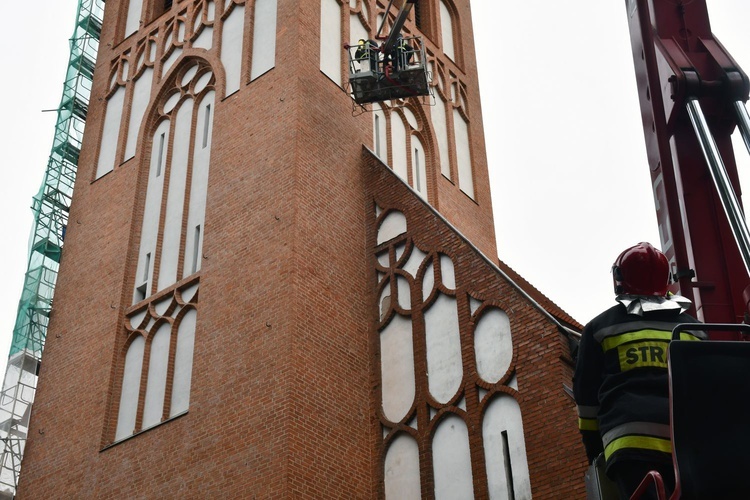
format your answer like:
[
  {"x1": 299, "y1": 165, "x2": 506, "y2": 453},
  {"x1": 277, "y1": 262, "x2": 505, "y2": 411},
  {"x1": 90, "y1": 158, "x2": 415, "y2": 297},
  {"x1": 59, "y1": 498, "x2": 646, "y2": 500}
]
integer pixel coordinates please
[
  {"x1": 396, "y1": 275, "x2": 411, "y2": 311},
  {"x1": 320, "y1": 0, "x2": 342, "y2": 85},
  {"x1": 195, "y1": 72, "x2": 212, "y2": 94},
  {"x1": 142, "y1": 324, "x2": 171, "y2": 428},
  {"x1": 379, "y1": 286, "x2": 391, "y2": 321},
  {"x1": 377, "y1": 211, "x2": 407, "y2": 245},
  {"x1": 207, "y1": 1, "x2": 216, "y2": 21},
  {"x1": 180, "y1": 282, "x2": 200, "y2": 303},
  {"x1": 125, "y1": 0, "x2": 143, "y2": 39},
  {"x1": 424, "y1": 293, "x2": 462, "y2": 404},
  {"x1": 193, "y1": 26, "x2": 214, "y2": 50},
  {"x1": 125, "y1": 68, "x2": 154, "y2": 161},
  {"x1": 395, "y1": 242, "x2": 406, "y2": 261},
  {"x1": 403, "y1": 245, "x2": 427, "y2": 278},
  {"x1": 384, "y1": 434, "x2": 422, "y2": 499},
  {"x1": 403, "y1": 107, "x2": 418, "y2": 130},
  {"x1": 440, "y1": 254, "x2": 455, "y2": 289},
  {"x1": 391, "y1": 114, "x2": 408, "y2": 182},
  {"x1": 221, "y1": 5, "x2": 245, "y2": 95},
  {"x1": 154, "y1": 295, "x2": 173, "y2": 316},
  {"x1": 474, "y1": 308, "x2": 512, "y2": 384},
  {"x1": 377, "y1": 251, "x2": 390, "y2": 268},
  {"x1": 453, "y1": 109, "x2": 474, "y2": 198},
  {"x1": 181, "y1": 65, "x2": 199, "y2": 87},
  {"x1": 96, "y1": 86, "x2": 125, "y2": 179},
  {"x1": 411, "y1": 135, "x2": 427, "y2": 200},
  {"x1": 349, "y1": 13, "x2": 368, "y2": 48},
  {"x1": 469, "y1": 296, "x2": 482, "y2": 315},
  {"x1": 171, "y1": 308, "x2": 197, "y2": 416},
  {"x1": 164, "y1": 92, "x2": 181, "y2": 114},
  {"x1": 483, "y1": 396, "x2": 532, "y2": 500},
  {"x1": 433, "y1": 415, "x2": 474, "y2": 499},
  {"x1": 162, "y1": 47, "x2": 183, "y2": 78},
  {"x1": 115, "y1": 336, "x2": 145, "y2": 440},
  {"x1": 129, "y1": 310, "x2": 148, "y2": 330},
  {"x1": 373, "y1": 104, "x2": 388, "y2": 160},
  {"x1": 432, "y1": 95, "x2": 451, "y2": 178},
  {"x1": 380, "y1": 314, "x2": 416, "y2": 423},
  {"x1": 159, "y1": 99, "x2": 194, "y2": 291},
  {"x1": 183, "y1": 91, "x2": 214, "y2": 277},
  {"x1": 440, "y1": 1, "x2": 454, "y2": 61},
  {"x1": 134, "y1": 120, "x2": 170, "y2": 302},
  {"x1": 182, "y1": 91, "x2": 215, "y2": 276},
  {"x1": 251, "y1": 0, "x2": 277, "y2": 80}
]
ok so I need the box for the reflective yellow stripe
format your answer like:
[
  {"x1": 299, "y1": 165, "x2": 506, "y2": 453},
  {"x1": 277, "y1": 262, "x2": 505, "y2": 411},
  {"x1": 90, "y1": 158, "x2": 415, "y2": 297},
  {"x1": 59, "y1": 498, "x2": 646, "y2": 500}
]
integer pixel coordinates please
[
  {"x1": 602, "y1": 329, "x2": 701, "y2": 351},
  {"x1": 618, "y1": 341, "x2": 668, "y2": 371},
  {"x1": 578, "y1": 418, "x2": 599, "y2": 431},
  {"x1": 604, "y1": 435, "x2": 671, "y2": 460}
]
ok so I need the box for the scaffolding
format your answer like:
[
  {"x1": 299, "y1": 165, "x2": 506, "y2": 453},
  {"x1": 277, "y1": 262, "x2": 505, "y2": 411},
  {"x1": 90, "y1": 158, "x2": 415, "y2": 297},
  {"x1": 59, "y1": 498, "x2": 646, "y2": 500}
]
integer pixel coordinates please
[{"x1": 0, "y1": 0, "x2": 104, "y2": 496}]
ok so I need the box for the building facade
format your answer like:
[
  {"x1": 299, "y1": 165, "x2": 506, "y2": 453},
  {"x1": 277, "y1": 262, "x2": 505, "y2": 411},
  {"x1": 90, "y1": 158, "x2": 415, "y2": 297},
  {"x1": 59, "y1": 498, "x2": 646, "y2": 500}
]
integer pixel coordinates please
[{"x1": 16, "y1": 0, "x2": 586, "y2": 497}]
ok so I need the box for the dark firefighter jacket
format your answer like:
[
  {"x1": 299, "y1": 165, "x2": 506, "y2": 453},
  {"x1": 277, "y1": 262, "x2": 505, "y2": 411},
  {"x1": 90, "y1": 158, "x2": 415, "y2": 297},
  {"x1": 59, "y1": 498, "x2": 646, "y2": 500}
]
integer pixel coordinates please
[{"x1": 573, "y1": 302, "x2": 703, "y2": 472}]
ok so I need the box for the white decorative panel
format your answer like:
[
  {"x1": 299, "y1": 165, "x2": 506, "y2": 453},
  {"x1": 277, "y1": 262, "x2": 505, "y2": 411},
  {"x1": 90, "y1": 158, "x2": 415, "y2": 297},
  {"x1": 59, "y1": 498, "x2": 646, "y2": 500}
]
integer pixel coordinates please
[
  {"x1": 433, "y1": 415, "x2": 474, "y2": 499},
  {"x1": 424, "y1": 293, "x2": 462, "y2": 404},
  {"x1": 159, "y1": 100, "x2": 194, "y2": 291},
  {"x1": 96, "y1": 86, "x2": 125, "y2": 179},
  {"x1": 115, "y1": 336, "x2": 145, "y2": 440},
  {"x1": 377, "y1": 211, "x2": 407, "y2": 245},
  {"x1": 474, "y1": 308, "x2": 512, "y2": 384},
  {"x1": 134, "y1": 120, "x2": 170, "y2": 302},
  {"x1": 162, "y1": 47, "x2": 183, "y2": 77},
  {"x1": 391, "y1": 114, "x2": 408, "y2": 182},
  {"x1": 320, "y1": 0, "x2": 342, "y2": 85},
  {"x1": 349, "y1": 13, "x2": 368, "y2": 50},
  {"x1": 385, "y1": 434, "x2": 422, "y2": 499},
  {"x1": 381, "y1": 315, "x2": 416, "y2": 423},
  {"x1": 373, "y1": 104, "x2": 388, "y2": 160},
  {"x1": 396, "y1": 275, "x2": 411, "y2": 310},
  {"x1": 453, "y1": 109, "x2": 474, "y2": 198},
  {"x1": 432, "y1": 96, "x2": 451, "y2": 178},
  {"x1": 142, "y1": 324, "x2": 171, "y2": 428},
  {"x1": 221, "y1": 5, "x2": 245, "y2": 95},
  {"x1": 251, "y1": 0, "x2": 277, "y2": 80},
  {"x1": 183, "y1": 91, "x2": 214, "y2": 277},
  {"x1": 125, "y1": 68, "x2": 154, "y2": 161},
  {"x1": 193, "y1": 26, "x2": 214, "y2": 50},
  {"x1": 403, "y1": 245, "x2": 427, "y2": 278},
  {"x1": 379, "y1": 286, "x2": 391, "y2": 320},
  {"x1": 440, "y1": 254, "x2": 455, "y2": 290},
  {"x1": 171, "y1": 309, "x2": 197, "y2": 416},
  {"x1": 483, "y1": 397, "x2": 532, "y2": 500},
  {"x1": 125, "y1": 0, "x2": 143, "y2": 39},
  {"x1": 439, "y1": 1, "x2": 455, "y2": 61},
  {"x1": 411, "y1": 136, "x2": 427, "y2": 200}
]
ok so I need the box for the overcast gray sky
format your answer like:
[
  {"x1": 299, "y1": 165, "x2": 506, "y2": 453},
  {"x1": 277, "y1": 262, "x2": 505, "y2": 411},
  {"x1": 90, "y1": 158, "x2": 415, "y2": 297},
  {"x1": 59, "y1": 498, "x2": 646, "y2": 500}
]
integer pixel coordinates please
[{"x1": 0, "y1": 1, "x2": 748, "y2": 382}]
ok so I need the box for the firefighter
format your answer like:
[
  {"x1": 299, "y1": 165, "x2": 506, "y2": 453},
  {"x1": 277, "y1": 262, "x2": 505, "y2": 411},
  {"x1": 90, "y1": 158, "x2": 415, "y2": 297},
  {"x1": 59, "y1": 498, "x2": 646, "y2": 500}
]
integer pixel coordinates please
[
  {"x1": 354, "y1": 39, "x2": 379, "y2": 73},
  {"x1": 573, "y1": 242, "x2": 704, "y2": 499},
  {"x1": 389, "y1": 36, "x2": 413, "y2": 71}
]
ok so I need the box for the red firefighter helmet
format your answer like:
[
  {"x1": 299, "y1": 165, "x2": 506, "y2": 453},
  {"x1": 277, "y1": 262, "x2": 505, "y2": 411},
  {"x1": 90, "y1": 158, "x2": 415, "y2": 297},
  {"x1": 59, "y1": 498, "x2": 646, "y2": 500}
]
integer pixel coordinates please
[{"x1": 612, "y1": 242, "x2": 670, "y2": 296}]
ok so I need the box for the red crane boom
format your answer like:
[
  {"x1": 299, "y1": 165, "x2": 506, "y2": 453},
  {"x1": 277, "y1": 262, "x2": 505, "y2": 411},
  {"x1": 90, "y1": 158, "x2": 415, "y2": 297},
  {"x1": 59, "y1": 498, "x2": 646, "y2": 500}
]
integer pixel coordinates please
[{"x1": 625, "y1": 0, "x2": 750, "y2": 327}]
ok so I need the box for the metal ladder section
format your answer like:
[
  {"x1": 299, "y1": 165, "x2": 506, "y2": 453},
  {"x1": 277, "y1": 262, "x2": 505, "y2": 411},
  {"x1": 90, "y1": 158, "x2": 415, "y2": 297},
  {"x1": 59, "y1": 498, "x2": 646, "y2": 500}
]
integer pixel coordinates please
[
  {"x1": 0, "y1": 0, "x2": 104, "y2": 497},
  {"x1": 687, "y1": 99, "x2": 750, "y2": 276}
]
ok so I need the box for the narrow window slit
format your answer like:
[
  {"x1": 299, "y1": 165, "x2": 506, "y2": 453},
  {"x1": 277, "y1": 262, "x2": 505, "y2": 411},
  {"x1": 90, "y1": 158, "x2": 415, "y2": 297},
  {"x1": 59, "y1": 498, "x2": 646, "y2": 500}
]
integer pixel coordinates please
[
  {"x1": 192, "y1": 225, "x2": 201, "y2": 273},
  {"x1": 502, "y1": 430, "x2": 516, "y2": 500},
  {"x1": 202, "y1": 104, "x2": 211, "y2": 149},
  {"x1": 157, "y1": 132, "x2": 165, "y2": 177}
]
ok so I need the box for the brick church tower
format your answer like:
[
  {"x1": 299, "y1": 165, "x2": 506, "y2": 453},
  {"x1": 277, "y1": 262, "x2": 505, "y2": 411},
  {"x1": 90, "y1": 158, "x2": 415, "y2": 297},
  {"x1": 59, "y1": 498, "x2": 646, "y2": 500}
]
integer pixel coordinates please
[{"x1": 14, "y1": 0, "x2": 587, "y2": 497}]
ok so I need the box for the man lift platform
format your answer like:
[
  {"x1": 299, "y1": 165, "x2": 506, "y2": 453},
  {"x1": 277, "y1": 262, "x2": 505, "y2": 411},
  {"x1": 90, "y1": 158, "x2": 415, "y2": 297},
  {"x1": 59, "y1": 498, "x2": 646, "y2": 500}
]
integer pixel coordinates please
[{"x1": 344, "y1": 0, "x2": 430, "y2": 105}]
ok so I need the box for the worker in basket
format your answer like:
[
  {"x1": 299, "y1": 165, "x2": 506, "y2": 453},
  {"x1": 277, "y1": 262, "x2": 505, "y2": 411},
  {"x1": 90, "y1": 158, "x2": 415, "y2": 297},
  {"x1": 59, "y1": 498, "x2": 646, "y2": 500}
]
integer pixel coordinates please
[
  {"x1": 387, "y1": 36, "x2": 414, "y2": 72},
  {"x1": 573, "y1": 242, "x2": 704, "y2": 499},
  {"x1": 354, "y1": 38, "x2": 379, "y2": 74}
]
